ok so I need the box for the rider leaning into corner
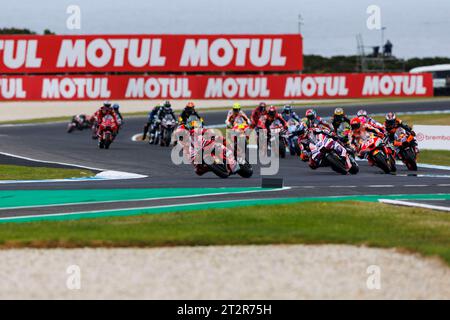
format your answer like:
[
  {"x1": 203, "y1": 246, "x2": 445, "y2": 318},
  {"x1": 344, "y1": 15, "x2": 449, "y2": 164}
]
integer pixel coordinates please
[
  {"x1": 187, "y1": 115, "x2": 239, "y2": 176},
  {"x1": 225, "y1": 103, "x2": 250, "y2": 128},
  {"x1": 350, "y1": 116, "x2": 385, "y2": 157},
  {"x1": 93, "y1": 101, "x2": 120, "y2": 140},
  {"x1": 384, "y1": 112, "x2": 419, "y2": 153},
  {"x1": 142, "y1": 102, "x2": 162, "y2": 141}
]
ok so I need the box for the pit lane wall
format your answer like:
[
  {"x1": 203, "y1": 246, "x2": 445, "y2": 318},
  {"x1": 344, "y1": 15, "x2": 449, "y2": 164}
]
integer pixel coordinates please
[{"x1": 0, "y1": 73, "x2": 433, "y2": 101}]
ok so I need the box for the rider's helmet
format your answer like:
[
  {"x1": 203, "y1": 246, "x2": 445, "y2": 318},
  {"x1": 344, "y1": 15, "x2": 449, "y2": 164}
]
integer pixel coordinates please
[
  {"x1": 267, "y1": 106, "x2": 277, "y2": 118},
  {"x1": 232, "y1": 102, "x2": 241, "y2": 113},
  {"x1": 333, "y1": 107, "x2": 345, "y2": 123},
  {"x1": 163, "y1": 100, "x2": 171, "y2": 108},
  {"x1": 357, "y1": 109, "x2": 368, "y2": 118},
  {"x1": 112, "y1": 104, "x2": 120, "y2": 112},
  {"x1": 283, "y1": 105, "x2": 292, "y2": 114},
  {"x1": 258, "y1": 102, "x2": 267, "y2": 112},
  {"x1": 350, "y1": 117, "x2": 362, "y2": 130},
  {"x1": 101, "y1": 101, "x2": 112, "y2": 114},
  {"x1": 305, "y1": 109, "x2": 317, "y2": 121},
  {"x1": 334, "y1": 107, "x2": 344, "y2": 117},
  {"x1": 185, "y1": 102, "x2": 195, "y2": 115},
  {"x1": 385, "y1": 112, "x2": 397, "y2": 127}
]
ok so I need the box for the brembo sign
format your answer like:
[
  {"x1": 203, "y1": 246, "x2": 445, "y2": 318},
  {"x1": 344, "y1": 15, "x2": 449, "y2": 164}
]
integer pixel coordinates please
[
  {"x1": 0, "y1": 73, "x2": 433, "y2": 101},
  {"x1": 0, "y1": 34, "x2": 303, "y2": 73}
]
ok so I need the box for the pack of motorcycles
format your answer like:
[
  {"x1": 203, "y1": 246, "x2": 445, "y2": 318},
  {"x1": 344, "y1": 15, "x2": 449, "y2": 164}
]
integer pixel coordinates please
[{"x1": 67, "y1": 110, "x2": 418, "y2": 179}]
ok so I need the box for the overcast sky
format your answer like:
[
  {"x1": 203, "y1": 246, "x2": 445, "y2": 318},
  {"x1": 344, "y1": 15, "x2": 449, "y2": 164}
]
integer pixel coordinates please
[{"x1": 1, "y1": 0, "x2": 449, "y2": 57}]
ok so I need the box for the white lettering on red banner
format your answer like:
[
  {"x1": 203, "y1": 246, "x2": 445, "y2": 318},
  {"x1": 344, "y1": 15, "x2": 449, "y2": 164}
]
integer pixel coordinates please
[
  {"x1": 0, "y1": 73, "x2": 433, "y2": 101},
  {"x1": 0, "y1": 34, "x2": 302, "y2": 73}
]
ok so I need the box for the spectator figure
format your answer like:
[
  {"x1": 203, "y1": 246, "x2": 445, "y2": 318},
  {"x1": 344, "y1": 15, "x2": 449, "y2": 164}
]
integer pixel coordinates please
[
  {"x1": 383, "y1": 40, "x2": 393, "y2": 57},
  {"x1": 371, "y1": 46, "x2": 380, "y2": 57}
]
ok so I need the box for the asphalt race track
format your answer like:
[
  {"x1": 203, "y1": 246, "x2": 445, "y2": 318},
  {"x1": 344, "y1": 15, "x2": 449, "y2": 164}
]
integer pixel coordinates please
[{"x1": 0, "y1": 100, "x2": 449, "y2": 218}]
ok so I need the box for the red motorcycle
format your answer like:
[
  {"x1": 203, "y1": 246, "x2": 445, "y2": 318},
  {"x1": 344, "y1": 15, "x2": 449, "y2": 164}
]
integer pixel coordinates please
[
  {"x1": 359, "y1": 133, "x2": 396, "y2": 173},
  {"x1": 191, "y1": 127, "x2": 253, "y2": 179},
  {"x1": 97, "y1": 115, "x2": 117, "y2": 149},
  {"x1": 257, "y1": 117, "x2": 288, "y2": 158}
]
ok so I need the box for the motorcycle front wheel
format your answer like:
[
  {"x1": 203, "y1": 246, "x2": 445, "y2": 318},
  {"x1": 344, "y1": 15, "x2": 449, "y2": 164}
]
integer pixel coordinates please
[
  {"x1": 237, "y1": 161, "x2": 253, "y2": 178},
  {"x1": 374, "y1": 152, "x2": 391, "y2": 173},
  {"x1": 402, "y1": 149, "x2": 417, "y2": 171},
  {"x1": 326, "y1": 153, "x2": 348, "y2": 175},
  {"x1": 208, "y1": 163, "x2": 230, "y2": 178}
]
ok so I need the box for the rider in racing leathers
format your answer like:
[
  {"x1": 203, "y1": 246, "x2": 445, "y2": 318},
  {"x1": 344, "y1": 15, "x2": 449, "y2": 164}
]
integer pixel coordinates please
[
  {"x1": 331, "y1": 107, "x2": 351, "y2": 133},
  {"x1": 289, "y1": 121, "x2": 311, "y2": 161},
  {"x1": 281, "y1": 105, "x2": 301, "y2": 123},
  {"x1": 301, "y1": 108, "x2": 333, "y2": 130},
  {"x1": 356, "y1": 109, "x2": 384, "y2": 131},
  {"x1": 350, "y1": 117, "x2": 385, "y2": 157},
  {"x1": 263, "y1": 106, "x2": 288, "y2": 131},
  {"x1": 94, "y1": 102, "x2": 120, "y2": 140},
  {"x1": 225, "y1": 103, "x2": 250, "y2": 128},
  {"x1": 384, "y1": 112, "x2": 418, "y2": 153},
  {"x1": 250, "y1": 102, "x2": 267, "y2": 129},
  {"x1": 179, "y1": 102, "x2": 203, "y2": 126},
  {"x1": 142, "y1": 103, "x2": 162, "y2": 142},
  {"x1": 156, "y1": 100, "x2": 177, "y2": 123},
  {"x1": 187, "y1": 116, "x2": 239, "y2": 176}
]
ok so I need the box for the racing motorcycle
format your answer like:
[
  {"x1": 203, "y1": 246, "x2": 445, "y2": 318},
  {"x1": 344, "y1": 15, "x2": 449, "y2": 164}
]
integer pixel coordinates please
[
  {"x1": 393, "y1": 127, "x2": 418, "y2": 171},
  {"x1": 336, "y1": 122, "x2": 359, "y2": 173},
  {"x1": 190, "y1": 116, "x2": 253, "y2": 179},
  {"x1": 256, "y1": 118, "x2": 288, "y2": 158},
  {"x1": 229, "y1": 117, "x2": 251, "y2": 160},
  {"x1": 67, "y1": 114, "x2": 91, "y2": 133},
  {"x1": 149, "y1": 119, "x2": 161, "y2": 145},
  {"x1": 97, "y1": 115, "x2": 116, "y2": 149},
  {"x1": 159, "y1": 113, "x2": 177, "y2": 147},
  {"x1": 359, "y1": 133, "x2": 396, "y2": 173},
  {"x1": 286, "y1": 118, "x2": 301, "y2": 156},
  {"x1": 308, "y1": 128, "x2": 359, "y2": 175}
]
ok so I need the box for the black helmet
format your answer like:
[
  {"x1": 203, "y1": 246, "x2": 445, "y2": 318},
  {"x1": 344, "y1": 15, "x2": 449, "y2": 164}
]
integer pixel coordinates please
[
  {"x1": 385, "y1": 112, "x2": 396, "y2": 126},
  {"x1": 163, "y1": 100, "x2": 171, "y2": 108},
  {"x1": 283, "y1": 105, "x2": 292, "y2": 114}
]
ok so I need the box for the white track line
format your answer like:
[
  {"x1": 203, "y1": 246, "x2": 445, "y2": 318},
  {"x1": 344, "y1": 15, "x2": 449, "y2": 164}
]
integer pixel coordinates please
[
  {"x1": 0, "y1": 152, "x2": 148, "y2": 181},
  {"x1": 0, "y1": 187, "x2": 291, "y2": 211},
  {"x1": 379, "y1": 199, "x2": 450, "y2": 212}
]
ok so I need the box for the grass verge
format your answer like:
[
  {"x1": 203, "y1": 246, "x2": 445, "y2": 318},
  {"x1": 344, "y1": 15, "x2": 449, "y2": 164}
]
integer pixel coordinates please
[
  {"x1": 0, "y1": 201, "x2": 449, "y2": 265},
  {"x1": 418, "y1": 150, "x2": 450, "y2": 166},
  {"x1": 0, "y1": 165, "x2": 93, "y2": 180}
]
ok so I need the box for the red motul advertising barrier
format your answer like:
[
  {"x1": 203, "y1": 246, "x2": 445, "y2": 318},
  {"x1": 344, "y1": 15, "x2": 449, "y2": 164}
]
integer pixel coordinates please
[
  {"x1": 0, "y1": 34, "x2": 303, "y2": 73},
  {"x1": 0, "y1": 73, "x2": 433, "y2": 101}
]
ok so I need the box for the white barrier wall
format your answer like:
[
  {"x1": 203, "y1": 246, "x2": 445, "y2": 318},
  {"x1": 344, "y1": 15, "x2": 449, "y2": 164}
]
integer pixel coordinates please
[{"x1": 414, "y1": 125, "x2": 450, "y2": 150}]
